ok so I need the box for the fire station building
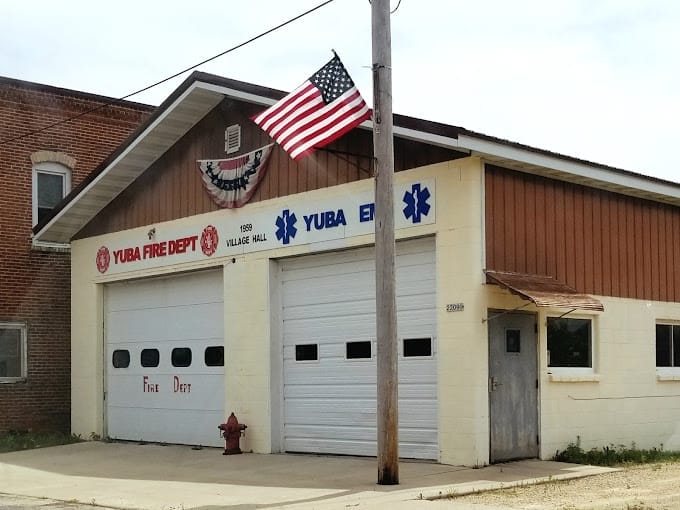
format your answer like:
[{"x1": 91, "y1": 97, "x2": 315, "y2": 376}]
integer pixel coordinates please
[{"x1": 34, "y1": 72, "x2": 680, "y2": 466}]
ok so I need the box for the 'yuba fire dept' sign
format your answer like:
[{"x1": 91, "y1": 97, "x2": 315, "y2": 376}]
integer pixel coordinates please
[
  {"x1": 95, "y1": 179, "x2": 435, "y2": 276},
  {"x1": 96, "y1": 226, "x2": 219, "y2": 275}
]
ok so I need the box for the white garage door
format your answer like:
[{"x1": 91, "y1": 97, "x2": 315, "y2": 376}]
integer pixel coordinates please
[
  {"x1": 105, "y1": 270, "x2": 224, "y2": 447},
  {"x1": 281, "y1": 238, "x2": 437, "y2": 459}
]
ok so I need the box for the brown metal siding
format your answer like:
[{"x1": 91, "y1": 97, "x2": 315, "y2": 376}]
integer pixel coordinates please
[
  {"x1": 485, "y1": 164, "x2": 680, "y2": 302},
  {"x1": 77, "y1": 99, "x2": 463, "y2": 239}
]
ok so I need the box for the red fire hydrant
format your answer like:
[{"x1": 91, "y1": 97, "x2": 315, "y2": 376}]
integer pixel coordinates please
[{"x1": 218, "y1": 412, "x2": 247, "y2": 455}]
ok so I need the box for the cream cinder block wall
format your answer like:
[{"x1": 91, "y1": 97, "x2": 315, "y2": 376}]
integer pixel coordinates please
[
  {"x1": 70, "y1": 246, "x2": 104, "y2": 437},
  {"x1": 487, "y1": 286, "x2": 680, "y2": 459},
  {"x1": 542, "y1": 296, "x2": 680, "y2": 455},
  {"x1": 434, "y1": 158, "x2": 488, "y2": 466},
  {"x1": 71, "y1": 158, "x2": 486, "y2": 464},
  {"x1": 223, "y1": 256, "x2": 272, "y2": 453}
]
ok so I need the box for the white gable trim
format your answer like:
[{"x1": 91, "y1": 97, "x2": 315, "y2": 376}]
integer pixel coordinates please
[{"x1": 34, "y1": 82, "x2": 223, "y2": 243}]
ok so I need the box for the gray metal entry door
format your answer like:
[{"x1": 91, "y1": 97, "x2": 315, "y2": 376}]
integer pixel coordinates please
[{"x1": 488, "y1": 311, "x2": 538, "y2": 463}]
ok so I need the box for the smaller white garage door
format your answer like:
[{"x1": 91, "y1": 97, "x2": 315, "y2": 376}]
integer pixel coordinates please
[
  {"x1": 105, "y1": 270, "x2": 224, "y2": 447},
  {"x1": 281, "y1": 238, "x2": 437, "y2": 459}
]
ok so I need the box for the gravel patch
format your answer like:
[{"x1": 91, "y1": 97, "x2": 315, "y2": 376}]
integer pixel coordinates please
[{"x1": 436, "y1": 462, "x2": 680, "y2": 510}]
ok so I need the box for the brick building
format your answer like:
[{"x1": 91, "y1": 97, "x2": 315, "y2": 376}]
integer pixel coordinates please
[{"x1": 0, "y1": 76, "x2": 152, "y2": 433}]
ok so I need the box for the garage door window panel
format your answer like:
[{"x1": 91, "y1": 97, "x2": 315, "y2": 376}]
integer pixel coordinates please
[
  {"x1": 141, "y1": 348, "x2": 160, "y2": 367},
  {"x1": 204, "y1": 346, "x2": 224, "y2": 367},
  {"x1": 346, "y1": 341, "x2": 372, "y2": 360},
  {"x1": 112, "y1": 349, "x2": 130, "y2": 368},
  {"x1": 403, "y1": 338, "x2": 433, "y2": 358},
  {"x1": 172, "y1": 348, "x2": 192, "y2": 367},
  {"x1": 295, "y1": 344, "x2": 318, "y2": 362}
]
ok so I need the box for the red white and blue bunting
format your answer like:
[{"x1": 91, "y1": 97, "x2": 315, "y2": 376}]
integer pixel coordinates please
[{"x1": 197, "y1": 144, "x2": 274, "y2": 208}]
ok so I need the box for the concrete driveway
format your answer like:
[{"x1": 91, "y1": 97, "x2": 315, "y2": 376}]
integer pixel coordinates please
[{"x1": 0, "y1": 442, "x2": 615, "y2": 509}]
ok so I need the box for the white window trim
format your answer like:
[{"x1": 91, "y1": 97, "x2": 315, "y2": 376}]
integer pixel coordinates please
[
  {"x1": 655, "y1": 321, "x2": 680, "y2": 377},
  {"x1": 656, "y1": 367, "x2": 680, "y2": 379},
  {"x1": 548, "y1": 365, "x2": 595, "y2": 376},
  {"x1": 31, "y1": 238, "x2": 70, "y2": 251},
  {"x1": 546, "y1": 314, "x2": 597, "y2": 377},
  {"x1": 0, "y1": 322, "x2": 27, "y2": 383},
  {"x1": 32, "y1": 162, "x2": 71, "y2": 227}
]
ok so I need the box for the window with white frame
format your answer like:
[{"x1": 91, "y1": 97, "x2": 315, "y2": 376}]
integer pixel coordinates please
[
  {"x1": 547, "y1": 317, "x2": 592, "y2": 368},
  {"x1": 32, "y1": 162, "x2": 71, "y2": 226},
  {"x1": 0, "y1": 323, "x2": 27, "y2": 381},
  {"x1": 656, "y1": 324, "x2": 680, "y2": 367}
]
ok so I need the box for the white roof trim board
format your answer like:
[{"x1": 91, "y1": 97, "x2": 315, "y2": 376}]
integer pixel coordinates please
[
  {"x1": 34, "y1": 82, "x2": 224, "y2": 244},
  {"x1": 458, "y1": 134, "x2": 680, "y2": 204},
  {"x1": 33, "y1": 75, "x2": 680, "y2": 244}
]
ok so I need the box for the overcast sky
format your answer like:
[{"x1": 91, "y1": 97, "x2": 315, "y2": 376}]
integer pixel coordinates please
[{"x1": 2, "y1": 0, "x2": 679, "y2": 182}]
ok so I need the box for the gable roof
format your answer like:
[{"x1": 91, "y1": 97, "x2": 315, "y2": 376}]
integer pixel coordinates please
[{"x1": 33, "y1": 71, "x2": 680, "y2": 244}]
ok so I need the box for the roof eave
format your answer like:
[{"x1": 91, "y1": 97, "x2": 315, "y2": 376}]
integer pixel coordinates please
[
  {"x1": 32, "y1": 71, "x2": 680, "y2": 245},
  {"x1": 33, "y1": 79, "x2": 229, "y2": 244},
  {"x1": 458, "y1": 133, "x2": 680, "y2": 206}
]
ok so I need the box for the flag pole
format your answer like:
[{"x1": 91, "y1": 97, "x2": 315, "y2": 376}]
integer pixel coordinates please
[{"x1": 372, "y1": 0, "x2": 399, "y2": 485}]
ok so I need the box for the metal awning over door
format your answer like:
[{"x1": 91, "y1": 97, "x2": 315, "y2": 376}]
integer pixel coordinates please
[{"x1": 485, "y1": 270, "x2": 604, "y2": 311}]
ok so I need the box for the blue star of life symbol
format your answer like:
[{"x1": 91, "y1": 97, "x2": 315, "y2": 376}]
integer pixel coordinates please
[
  {"x1": 275, "y1": 209, "x2": 298, "y2": 245},
  {"x1": 402, "y1": 183, "x2": 431, "y2": 223}
]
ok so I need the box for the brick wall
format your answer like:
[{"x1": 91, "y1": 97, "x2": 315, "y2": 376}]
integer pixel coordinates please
[{"x1": 0, "y1": 78, "x2": 152, "y2": 433}]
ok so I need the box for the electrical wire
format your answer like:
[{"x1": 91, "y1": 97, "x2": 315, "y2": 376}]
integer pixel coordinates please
[{"x1": 0, "y1": 0, "x2": 336, "y2": 147}]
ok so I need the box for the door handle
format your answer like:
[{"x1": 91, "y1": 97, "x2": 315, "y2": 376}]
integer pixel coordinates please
[{"x1": 489, "y1": 376, "x2": 502, "y2": 392}]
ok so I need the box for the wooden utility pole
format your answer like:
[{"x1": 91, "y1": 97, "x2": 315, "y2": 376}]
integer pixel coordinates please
[{"x1": 372, "y1": 0, "x2": 398, "y2": 485}]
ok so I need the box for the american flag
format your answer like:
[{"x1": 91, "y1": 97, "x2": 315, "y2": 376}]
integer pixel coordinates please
[{"x1": 252, "y1": 54, "x2": 371, "y2": 161}]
